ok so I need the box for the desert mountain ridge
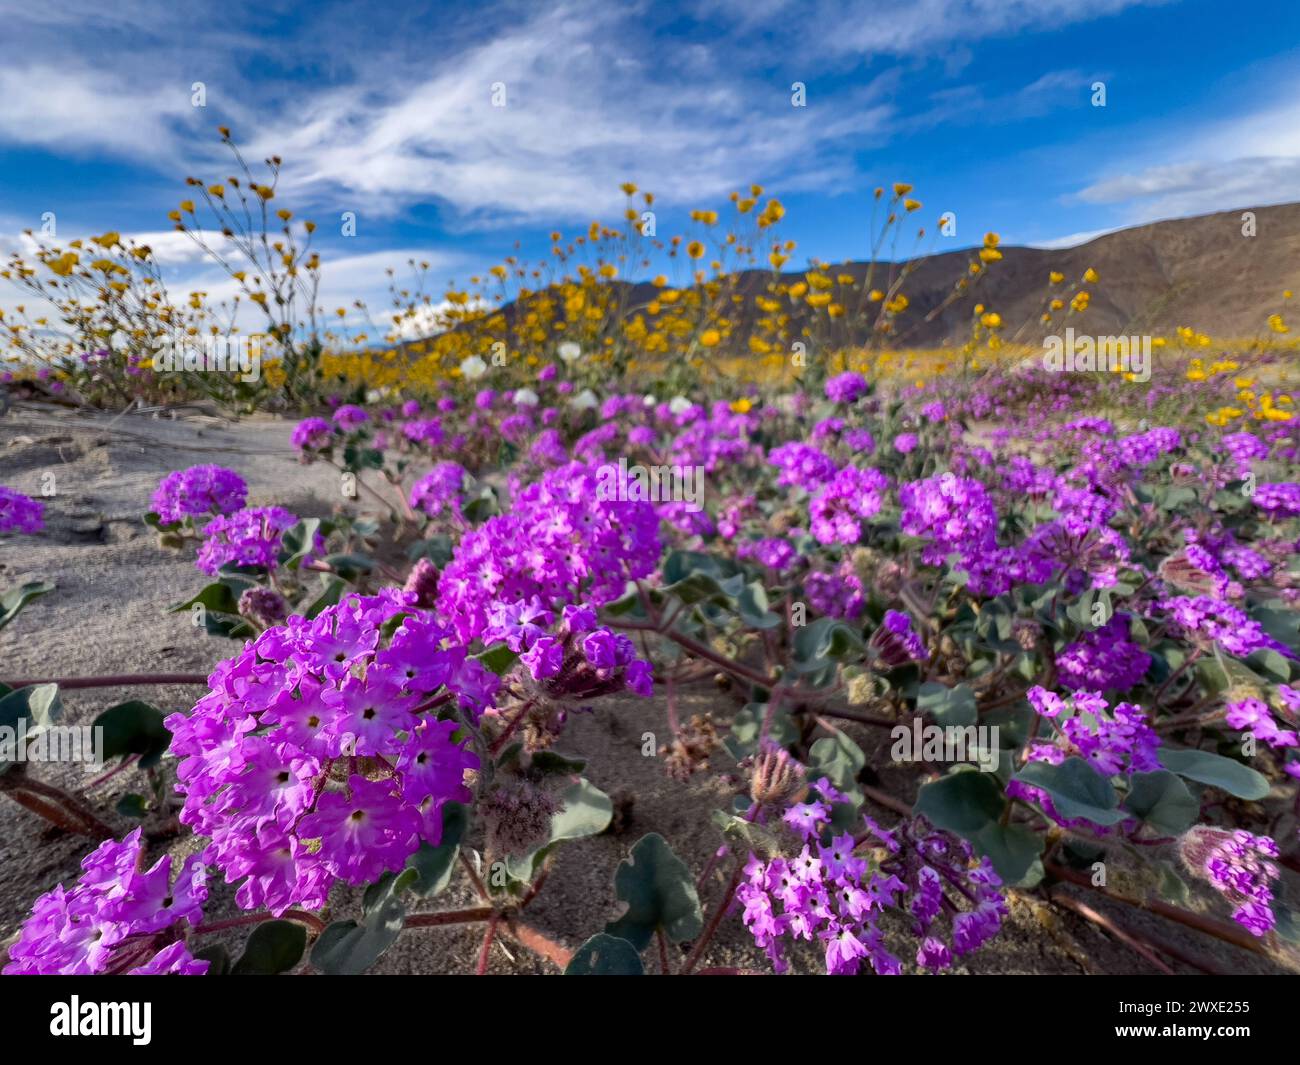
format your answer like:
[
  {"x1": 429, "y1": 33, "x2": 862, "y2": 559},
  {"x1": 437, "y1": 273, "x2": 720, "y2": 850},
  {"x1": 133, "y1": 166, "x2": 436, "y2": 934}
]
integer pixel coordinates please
[{"x1": 421, "y1": 202, "x2": 1300, "y2": 351}]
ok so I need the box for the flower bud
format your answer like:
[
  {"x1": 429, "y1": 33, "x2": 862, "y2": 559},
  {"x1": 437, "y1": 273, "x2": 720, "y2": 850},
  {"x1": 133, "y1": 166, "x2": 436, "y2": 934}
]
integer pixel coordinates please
[
  {"x1": 403, "y1": 558, "x2": 440, "y2": 608},
  {"x1": 238, "y1": 586, "x2": 287, "y2": 628},
  {"x1": 749, "y1": 739, "x2": 807, "y2": 806}
]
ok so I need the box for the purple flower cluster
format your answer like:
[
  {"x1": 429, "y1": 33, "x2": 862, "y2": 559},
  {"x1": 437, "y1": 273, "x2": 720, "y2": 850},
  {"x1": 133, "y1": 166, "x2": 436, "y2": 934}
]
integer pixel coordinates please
[
  {"x1": 809, "y1": 466, "x2": 887, "y2": 545},
  {"x1": 402, "y1": 418, "x2": 446, "y2": 448},
  {"x1": 409, "y1": 462, "x2": 468, "y2": 519},
  {"x1": 3, "y1": 828, "x2": 208, "y2": 975},
  {"x1": 824, "y1": 371, "x2": 868, "y2": 405},
  {"x1": 769, "y1": 442, "x2": 837, "y2": 491},
  {"x1": 738, "y1": 778, "x2": 1006, "y2": 975},
  {"x1": 1056, "y1": 614, "x2": 1152, "y2": 692},
  {"x1": 1225, "y1": 697, "x2": 1298, "y2": 749},
  {"x1": 1252, "y1": 482, "x2": 1300, "y2": 518},
  {"x1": 1009, "y1": 689, "x2": 1161, "y2": 830},
  {"x1": 436, "y1": 461, "x2": 661, "y2": 643},
  {"x1": 0, "y1": 485, "x2": 44, "y2": 534},
  {"x1": 166, "y1": 591, "x2": 488, "y2": 915},
  {"x1": 736, "y1": 536, "x2": 798, "y2": 573},
  {"x1": 151, "y1": 465, "x2": 248, "y2": 524},
  {"x1": 1222, "y1": 431, "x2": 1269, "y2": 468},
  {"x1": 195, "y1": 505, "x2": 313, "y2": 575},
  {"x1": 805, "y1": 562, "x2": 866, "y2": 620},
  {"x1": 332, "y1": 404, "x2": 370, "y2": 429},
  {"x1": 1023, "y1": 687, "x2": 1161, "y2": 775},
  {"x1": 291, "y1": 417, "x2": 334, "y2": 451},
  {"x1": 899, "y1": 473, "x2": 998, "y2": 564},
  {"x1": 1182, "y1": 827, "x2": 1281, "y2": 937},
  {"x1": 1159, "y1": 595, "x2": 1293, "y2": 659}
]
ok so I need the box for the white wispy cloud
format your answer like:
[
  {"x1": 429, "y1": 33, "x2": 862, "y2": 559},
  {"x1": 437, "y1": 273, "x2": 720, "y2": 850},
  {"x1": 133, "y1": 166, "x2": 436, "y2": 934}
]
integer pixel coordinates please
[
  {"x1": 695, "y1": 0, "x2": 1164, "y2": 58},
  {"x1": 243, "y1": 3, "x2": 895, "y2": 223}
]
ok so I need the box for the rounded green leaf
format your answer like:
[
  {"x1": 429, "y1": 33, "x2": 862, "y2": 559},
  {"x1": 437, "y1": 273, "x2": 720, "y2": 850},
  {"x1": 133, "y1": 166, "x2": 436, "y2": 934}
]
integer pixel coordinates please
[
  {"x1": 605, "y1": 833, "x2": 703, "y2": 950},
  {"x1": 232, "y1": 920, "x2": 307, "y2": 975},
  {"x1": 565, "y1": 934, "x2": 644, "y2": 975}
]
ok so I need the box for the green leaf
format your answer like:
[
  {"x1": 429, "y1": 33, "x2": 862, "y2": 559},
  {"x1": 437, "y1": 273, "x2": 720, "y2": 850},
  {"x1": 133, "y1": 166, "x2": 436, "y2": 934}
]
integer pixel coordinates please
[
  {"x1": 193, "y1": 943, "x2": 230, "y2": 976},
  {"x1": 305, "y1": 577, "x2": 348, "y2": 620},
  {"x1": 1250, "y1": 606, "x2": 1300, "y2": 655},
  {"x1": 405, "y1": 803, "x2": 467, "y2": 897},
  {"x1": 604, "y1": 833, "x2": 703, "y2": 950},
  {"x1": 724, "y1": 701, "x2": 798, "y2": 760},
  {"x1": 1156, "y1": 860, "x2": 1190, "y2": 905},
  {"x1": 407, "y1": 535, "x2": 454, "y2": 568},
  {"x1": 736, "y1": 581, "x2": 781, "y2": 629},
  {"x1": 461, "y1": 487, "x2": 500, "y2": 524},
  {"x1": 710, "y1": 810, "x2": 782, "y2": 858},
  {"x1": 322, "y1": 552, "x2": 374, "y2": 580},
  {"x1": 530, "y1": 750, "x2": 587, "y2": 775},
  {"x1": 474, "y1": 643, "x2": 519, "y2": 676},
  {"x1": 93, "y1": 700, "x2": 172, "y2": 768},
  {"x1": 0, "y1": 581, "x2": 55, "y2": 632},
  {"x1": 914, "y1": 769, "x2": 1005, "y2": 835},
  {"x1": 311, "y1": 870, "x2": 415, "y2": 974},
  {"x1": 792, "y1": 617, "x2": 864, "y2": 673},
  {"x1": 1157, "y1": 748, "x2": 1269, "y2": 801},
  {"x1": 972, "y1": 822, "x2": 1044, "y2": 885},
  {"x1": 1122, "y1": 770, "x2": 1200, "y2": 836},
  {"x1": 808, "y1": 732, "x2": 866, "y2": 799},
  {"x1": 1247, "y1": 647, "x2": 1293, "y2": 684},
  {"x1": 232, "y1": 920, "x2": 307, "y2": 975},
  {"x1": 143, "y1": 510, "x2": 182, "y2": 533},
  {"x1": 916, "y1": 681, "x2": 978, "y2": 727},
  {"x1": 0, "y1": 683, "x2": 63, "y2": 773},
  {"x1": 279, "y1": 518, "x2": 323, "y2": 570},
  {"x1": 565, "y1": 934, "x2": 644, "y2": 975},
  {"x1": 168, "y1": 580, "x2": 243, "y2": 615},
  {"x1": 1013, "y1": 757, "x2": 1125, "y2": 825},
  {"x1": 115, "y1": 793, "x2": 149, "y2": 819}
]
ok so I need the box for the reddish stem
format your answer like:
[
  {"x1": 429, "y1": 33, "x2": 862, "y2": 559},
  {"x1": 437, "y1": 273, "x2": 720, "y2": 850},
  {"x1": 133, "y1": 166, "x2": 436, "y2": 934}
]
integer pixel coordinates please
[
  {"x1": 403, "y1": 907, "x2": 494, "y2": 928},
  {"x1": 0, "y1": 673, "x2": 208, "y2": 690}
]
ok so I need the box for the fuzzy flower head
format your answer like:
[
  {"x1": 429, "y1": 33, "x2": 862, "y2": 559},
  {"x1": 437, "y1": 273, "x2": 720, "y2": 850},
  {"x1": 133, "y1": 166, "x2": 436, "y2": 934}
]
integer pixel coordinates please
[{"x1": 868, "y1": 610, "x2": 930, "y2": 669}]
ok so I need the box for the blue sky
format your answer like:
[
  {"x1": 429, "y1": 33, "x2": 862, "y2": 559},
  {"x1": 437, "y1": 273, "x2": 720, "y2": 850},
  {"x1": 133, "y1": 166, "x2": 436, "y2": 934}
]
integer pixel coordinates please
[{"x1": 2, "y1": 0, "x2": 1298, "y2": 325}]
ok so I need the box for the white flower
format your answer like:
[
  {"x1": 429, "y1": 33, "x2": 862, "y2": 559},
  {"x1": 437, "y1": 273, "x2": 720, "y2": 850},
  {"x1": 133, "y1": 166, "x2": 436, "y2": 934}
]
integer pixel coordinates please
[
  {"x1": 558, "y1": 341, "x2": 583, "y2": 363},
  {"x1": 460, "y1": 355, "x2": 488, "y2": 380},
  {"x1": 366, "y1": 389, "x2": 384, "y2": 404},
  {"x1": 513, "y1": 387, "x2": 539, "y2": 406},
  {"x1": 643, "y1": 394, "x2": 658, "y2": 407},
  {"x1": 569, "y1": 388, "x2": 599, "y2": 409},
  {"x1": 668, "y1": 395, "x2": 693, "y2": 415}
]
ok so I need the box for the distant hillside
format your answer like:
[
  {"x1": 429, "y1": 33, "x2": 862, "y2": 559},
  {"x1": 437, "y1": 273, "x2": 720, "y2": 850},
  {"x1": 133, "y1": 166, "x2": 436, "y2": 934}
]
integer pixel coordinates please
[{"x1": 427, "y1": 203, "x2": 1300, "y2": 351}]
